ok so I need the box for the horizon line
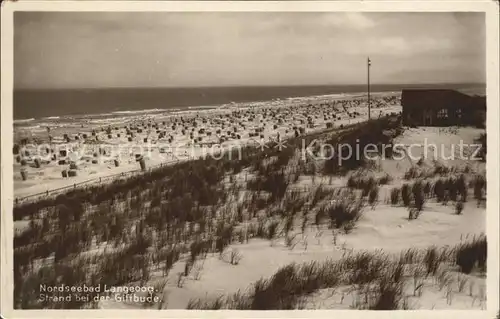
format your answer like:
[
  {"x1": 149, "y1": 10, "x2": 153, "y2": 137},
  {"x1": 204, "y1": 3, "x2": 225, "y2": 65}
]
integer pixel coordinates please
[{"x1": 14, "y1": 82, "x2": 486, "y2": 91}]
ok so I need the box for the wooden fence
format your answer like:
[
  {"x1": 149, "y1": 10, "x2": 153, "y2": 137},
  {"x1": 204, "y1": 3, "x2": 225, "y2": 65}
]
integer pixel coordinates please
[{"x1": 14, "y1": 158, "x2": 185, "y2": 205}]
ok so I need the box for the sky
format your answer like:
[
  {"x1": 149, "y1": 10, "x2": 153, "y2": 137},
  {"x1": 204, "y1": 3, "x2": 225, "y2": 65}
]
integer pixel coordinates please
[{"x1": 14, "y1": 12, "x2": 486, "y2": 89}]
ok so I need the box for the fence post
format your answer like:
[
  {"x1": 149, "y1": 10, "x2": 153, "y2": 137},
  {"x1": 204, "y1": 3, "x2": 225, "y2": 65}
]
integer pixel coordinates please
[{"x1": 100, "y1": 177, "x2": 102, "y2": 183}]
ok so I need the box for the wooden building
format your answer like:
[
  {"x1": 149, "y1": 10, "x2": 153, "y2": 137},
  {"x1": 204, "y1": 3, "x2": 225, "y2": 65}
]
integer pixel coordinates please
[{"x1": 401, "y1": 89, "x2": 486, "y2": 127}]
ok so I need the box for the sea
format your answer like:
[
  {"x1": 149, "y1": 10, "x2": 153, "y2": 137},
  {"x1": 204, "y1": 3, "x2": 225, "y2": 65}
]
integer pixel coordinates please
[{"x1": 13, "y1": 83, "x2": 485, "y2": 125}]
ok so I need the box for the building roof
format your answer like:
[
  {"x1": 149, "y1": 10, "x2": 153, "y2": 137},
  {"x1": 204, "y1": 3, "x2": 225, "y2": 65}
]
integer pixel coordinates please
[
  {"x1": 402, "y1": 88, "x2": 470, "y2": 99},
  {"x1": 401, "y1": 89, "x2": 485, "y2": 110}
]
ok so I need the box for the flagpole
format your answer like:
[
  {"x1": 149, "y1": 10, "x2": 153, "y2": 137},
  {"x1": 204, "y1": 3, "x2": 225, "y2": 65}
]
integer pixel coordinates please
[{"x1": 367, "y1": 57, "x2": 371, "y2": 120}]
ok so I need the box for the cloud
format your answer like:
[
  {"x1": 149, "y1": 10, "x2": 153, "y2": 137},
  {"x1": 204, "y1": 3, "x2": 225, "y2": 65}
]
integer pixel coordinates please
[
  {"x1": 343, "y1": 13, "x2": 376, "y2": 29},
  {"x1": 318, "y1": 12, "x2": 376, "y2": 29},
  {"x1": 374, "y1": 37, "x2": 409, "y2": 54},
  {"x1": 14, "y1": 12, "x2": 484, "y2": 88},
  {"x1": 362, "y1": 36, "x2": 455, "y2": 56}
]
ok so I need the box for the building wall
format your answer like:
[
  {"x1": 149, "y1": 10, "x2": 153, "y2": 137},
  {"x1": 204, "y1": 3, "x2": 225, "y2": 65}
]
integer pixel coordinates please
[{"x1": 401, "y1": 89, "x2": 485, "y2": 127}]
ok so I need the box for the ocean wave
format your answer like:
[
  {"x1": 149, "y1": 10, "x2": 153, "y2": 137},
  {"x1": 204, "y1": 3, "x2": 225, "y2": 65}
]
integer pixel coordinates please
[
  {"x1": 19, "y1": 125, "x2": 42, "y2": 131},
  {"x1": 187, "y1": 105, "x2": 217, "y2": 110},
  {"x1": 112, "y1": 108, "x2": 165, "y2": 115},
  {"x1": 42, "y1": 116, "x2": 61, "y2": 120},
  {"x1": 170, "y1": 109, "x2": 204, "y2": 115},
  {"x1": 88, "y1": 116, "x2": 135, "y2": 124},
  {"x1": 76, "y1": 113, "x2": 115, "y2": 119},
  {"x1": 14, "y1": 118, "x2": 35, "y2": 124}
]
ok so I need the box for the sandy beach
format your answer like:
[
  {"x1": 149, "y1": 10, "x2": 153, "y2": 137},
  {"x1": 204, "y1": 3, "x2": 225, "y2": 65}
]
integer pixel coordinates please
[{"x1": 13, "y1": 92, "x2": 401, "y2": 200}]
